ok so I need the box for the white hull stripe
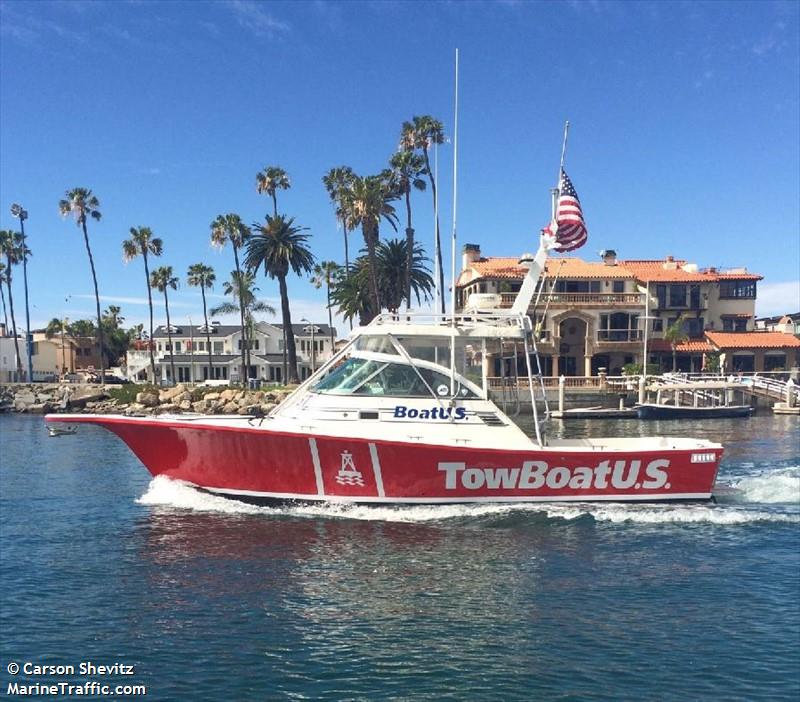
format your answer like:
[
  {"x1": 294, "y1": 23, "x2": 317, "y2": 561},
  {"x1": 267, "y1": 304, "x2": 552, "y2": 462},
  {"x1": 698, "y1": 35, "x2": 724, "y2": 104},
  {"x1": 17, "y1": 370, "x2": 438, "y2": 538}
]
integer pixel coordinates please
[
  {"x1": 308, "y1": 438, "x2": 325, "y2": 496},
  {"x1": 200, "y1": 485, "x2": 712, "y2": 504},
  {"x1": 368, "y1": 443, "x2": 386, "y2": 498}
]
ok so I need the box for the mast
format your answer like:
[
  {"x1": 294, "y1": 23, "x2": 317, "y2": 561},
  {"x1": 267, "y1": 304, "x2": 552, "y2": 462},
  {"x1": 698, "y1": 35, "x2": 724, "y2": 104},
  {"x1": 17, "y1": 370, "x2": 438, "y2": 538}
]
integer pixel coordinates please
[
  {"x1": 643, "y1": 281, "x2": 650, "y2": 382},
  {"x1": 434, "y1": 142, "x2": 441, "y2": 314},
  {"x1": 449, "y1": 48, "x2": 460, "y2": 396},
  {"x1": 450, "y1": 47, "x2": 459, "y2": 321}
]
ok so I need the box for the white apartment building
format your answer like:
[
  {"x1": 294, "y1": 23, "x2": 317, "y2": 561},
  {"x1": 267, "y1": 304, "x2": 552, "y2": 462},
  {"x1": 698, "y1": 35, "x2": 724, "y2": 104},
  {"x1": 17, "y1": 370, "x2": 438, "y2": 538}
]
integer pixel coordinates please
[{"x1": 126, "y1": 321, "x2": 336, "y2": 384}]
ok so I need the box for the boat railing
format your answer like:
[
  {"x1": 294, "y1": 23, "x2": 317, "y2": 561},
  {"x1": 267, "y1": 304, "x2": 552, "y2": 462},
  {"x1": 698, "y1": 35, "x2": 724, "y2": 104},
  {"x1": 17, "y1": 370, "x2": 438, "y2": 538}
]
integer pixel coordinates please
[{"x1": 370, "y1": 311, "x2": 529, "y2": 331}]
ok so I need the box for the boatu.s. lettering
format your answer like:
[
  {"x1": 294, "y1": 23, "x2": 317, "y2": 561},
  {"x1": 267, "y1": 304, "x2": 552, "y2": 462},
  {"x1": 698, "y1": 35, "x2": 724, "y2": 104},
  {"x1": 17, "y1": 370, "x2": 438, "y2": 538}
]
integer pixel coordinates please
[
  {"x1": 393, "y1": 406, "x2": 467, "y2": 420},
  {"x1": 438, "y1": 459, "x2": 671, "y2": 491}
]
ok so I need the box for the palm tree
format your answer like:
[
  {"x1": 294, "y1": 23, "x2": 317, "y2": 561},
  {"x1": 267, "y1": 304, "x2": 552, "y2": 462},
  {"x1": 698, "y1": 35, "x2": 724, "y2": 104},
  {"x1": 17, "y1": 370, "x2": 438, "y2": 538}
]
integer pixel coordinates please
[
  {"x1": 389, "y1": 151, "x2": 427, "y2": 310},
  {"x1": 59, "y1": 188, "x2": 105, "y2": 383},
  {"x1": 400, "y1": 116, "x2": 446, "y2": 312},
  {"x1": 375, "y1": 238, "x2": 434, "y2": 313},
  {"x1": 210, "y1": 213, "x2": 251, "y2": 381},
  {"x1": 310, "y1": 261, "x2": 341, "y2": 350},
  {"x1": 256, "y1": 166, "x2": 291, "y2": 217},
  {"x1": 0, "y1": 262, "x2": 8, "y2": 333},
  {"x1": 187, "y1": 263, "x2": 216, "y2": 381},
  {"x1": 345, "y1": 172, "x2": 398, "y2": 319},
  {"x1": 330, "y1": 266, "x2": 373, "y2": 327},
  {"x1": 150, "y1": 266, "x2": 179, "y2": 385},
  {"x1": 103, "y1": 305, "x2": 124, "y2": 327},
  {"x1": 0, "y1": 230, "x2": 23, "y2": 377},
  {"x1": 45, "y1": 317, "x2": 66, "y2": 338},
  {"x1": 210, "y1": 270, "x2": 276, "y2": 380},
  {"x1": 322, "y1": 166, "x2": 356, "y2": 275},
  {"x1": 122, "y1": 226, "x2": 163, "y2": 381},
  {"x1": 330, "y1": 239, "x2": 434, "y2": 324},
  {"x1": 664, "y1": 313, "x2": 690, "y2": 372},
  {"x1": 245, "y1": 215, "x2": 315, "y2": 384},
  {"x1": 45, "y1": 317, "x2": 70, "y2": 375}
]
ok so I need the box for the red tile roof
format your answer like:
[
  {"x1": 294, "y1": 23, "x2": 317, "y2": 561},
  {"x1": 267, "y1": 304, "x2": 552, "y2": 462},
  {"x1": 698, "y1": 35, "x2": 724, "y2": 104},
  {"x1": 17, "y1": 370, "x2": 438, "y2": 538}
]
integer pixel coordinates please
[
  {"x1": 619, "y1": 260, "x2": 718, "y2": 283},
  {"x1": 649, "y1": 339, "x2": 714, "y2": 353},
  {"x1": 467, "y1": 257, "x2": 632, "y2": 280},
  {"x1": 461, "y1": 256, "x2": 762, "y2": 285},
  {"x1": 705, "y1": 331, "x2": 800, "y2": 350},
  {"x1": 715, "y1": 272, "x2": 763, "y2": 281}
]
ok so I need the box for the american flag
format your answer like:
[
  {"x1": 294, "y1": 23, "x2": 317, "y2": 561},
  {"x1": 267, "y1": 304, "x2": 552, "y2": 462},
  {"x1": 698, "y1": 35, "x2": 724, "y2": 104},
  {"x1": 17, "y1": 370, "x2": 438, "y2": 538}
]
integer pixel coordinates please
[{"x1": 542, "y1": 169, "x2": 587, "y2": 252}]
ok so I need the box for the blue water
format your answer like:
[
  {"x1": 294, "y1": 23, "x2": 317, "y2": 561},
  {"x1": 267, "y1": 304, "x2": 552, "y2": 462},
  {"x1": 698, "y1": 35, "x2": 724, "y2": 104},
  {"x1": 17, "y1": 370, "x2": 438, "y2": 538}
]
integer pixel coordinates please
[{"x1": 1, "y1": 413, "x2": 798, "y2": 700}]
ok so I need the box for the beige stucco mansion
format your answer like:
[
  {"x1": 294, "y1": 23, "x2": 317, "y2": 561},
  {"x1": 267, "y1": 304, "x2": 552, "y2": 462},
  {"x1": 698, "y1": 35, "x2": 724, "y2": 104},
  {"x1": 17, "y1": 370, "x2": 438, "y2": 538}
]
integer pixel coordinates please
[{"x1": 456, "y1": 245, "x2": 800, "y2": 376}]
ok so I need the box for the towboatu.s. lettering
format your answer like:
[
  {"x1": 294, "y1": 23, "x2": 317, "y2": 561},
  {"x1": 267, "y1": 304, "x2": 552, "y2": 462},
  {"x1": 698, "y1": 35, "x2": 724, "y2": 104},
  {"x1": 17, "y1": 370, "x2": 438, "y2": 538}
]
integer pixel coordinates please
[{"x1": 438, "y1": 459, "x2": 671, "y2": 491}]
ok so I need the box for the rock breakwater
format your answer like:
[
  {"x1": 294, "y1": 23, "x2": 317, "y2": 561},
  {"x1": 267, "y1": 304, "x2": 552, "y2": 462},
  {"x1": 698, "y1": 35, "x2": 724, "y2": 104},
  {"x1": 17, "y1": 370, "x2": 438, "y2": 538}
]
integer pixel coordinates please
[{"x1": 0, "y1": 383, "x2": 293, "y2": 416}]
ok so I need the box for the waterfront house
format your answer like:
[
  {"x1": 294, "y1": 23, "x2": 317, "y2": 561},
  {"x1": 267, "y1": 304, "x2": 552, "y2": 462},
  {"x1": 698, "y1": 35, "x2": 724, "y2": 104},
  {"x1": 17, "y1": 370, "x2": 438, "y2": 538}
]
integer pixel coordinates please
[
  {"x1": 755, "y1": 313, "x2": 800, "y2": 336},
  {"x1": 126, "y1": 321, "x2": 336, "y2": 384},
  {"x1": 30, "y1": 331, "x2": 103, "y2": 377},
  {"x1": 0, "y1": 323, "x2": 28, "y2": 382},
  {"x1": 456, "y1": 245, "x2": 800, "y2": 375}
]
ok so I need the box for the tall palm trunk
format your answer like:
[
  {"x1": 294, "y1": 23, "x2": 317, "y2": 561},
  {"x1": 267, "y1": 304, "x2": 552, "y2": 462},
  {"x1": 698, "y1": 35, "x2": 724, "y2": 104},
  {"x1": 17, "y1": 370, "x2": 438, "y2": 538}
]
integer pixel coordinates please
[
  {"x1": 201, "y1": 286, "x2": 213, "y2": 380},
  {"x1": 363, "y1": 223, "x2": 381, "y2": 319},
  {"x1": 0, "y1": 281, "x2": 8, "y2": 332},
  {"x1": 163, "y1": 287, "x2": 176, "y2": 384},
  {"x1": 404, "y1": 187, "x2": 414, "y2": 311},
  {"x1": 272, "y1": 194, "x2": 278, "y2": 218},
  {"x1": 232, "y1": 245, "x2": 248, "y2": 383},
  {"x1": 421, "y1": 146, "x2": 445, "y2": 314},
  {"x1": 278, "y1": 273, "x2": 299, "y2": 383},
  {"x1": 342, "y1": 223, "x2": 350, "y2": 276},
  {"x1": 142, "y1": 252, "x2": 156, "y2": 382},
  {"x1": 342, "y1": 223, "x2": 353, "y2": 330},
  {"x1": 81, "y1": 219, "x2": 105, "y2": 384},
  {"x1": 326, "y1": 277, "x2": 334, "y2": 350},
  {"x1": 4, "y1": 262, "x2": 21, "y2": 378}
]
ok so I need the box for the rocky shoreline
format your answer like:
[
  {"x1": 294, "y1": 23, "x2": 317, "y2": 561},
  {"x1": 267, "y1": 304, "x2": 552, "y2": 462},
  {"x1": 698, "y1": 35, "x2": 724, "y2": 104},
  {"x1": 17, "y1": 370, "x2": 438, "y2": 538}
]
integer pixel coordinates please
[{"x1": 0, "y1": 383, "x2": 293, "y2": 417}]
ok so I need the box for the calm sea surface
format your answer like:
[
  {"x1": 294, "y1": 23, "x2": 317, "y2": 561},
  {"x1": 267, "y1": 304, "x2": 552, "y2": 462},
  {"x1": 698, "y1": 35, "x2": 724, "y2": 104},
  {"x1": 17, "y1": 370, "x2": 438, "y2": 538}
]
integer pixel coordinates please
[{"x1": 1, "y1": 413, "x2": 798, "y2": 701}]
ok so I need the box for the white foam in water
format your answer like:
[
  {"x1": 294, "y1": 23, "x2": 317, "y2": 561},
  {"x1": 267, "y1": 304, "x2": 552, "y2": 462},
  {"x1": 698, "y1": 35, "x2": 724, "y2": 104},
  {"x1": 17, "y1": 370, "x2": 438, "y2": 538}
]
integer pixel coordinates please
[
  {"x1": 542, "y1": 504, "x2": 800, "y2": 525},
  {"x1": 137, "y1": 476, "x2": 270, "y2": 515},
  {"x1": 137, "y1": 474, "x2": 800, "y2": 525},
  {"x1": 723, "y1": 467, "x2": 800, "y2": 505}
]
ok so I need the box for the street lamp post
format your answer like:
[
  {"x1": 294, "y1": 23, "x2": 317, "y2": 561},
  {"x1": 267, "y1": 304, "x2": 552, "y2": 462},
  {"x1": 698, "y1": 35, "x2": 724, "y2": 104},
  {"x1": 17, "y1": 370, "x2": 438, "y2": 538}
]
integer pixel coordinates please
[{"x1": 10, "y1": 204, "x2": 33, "y2": 383}]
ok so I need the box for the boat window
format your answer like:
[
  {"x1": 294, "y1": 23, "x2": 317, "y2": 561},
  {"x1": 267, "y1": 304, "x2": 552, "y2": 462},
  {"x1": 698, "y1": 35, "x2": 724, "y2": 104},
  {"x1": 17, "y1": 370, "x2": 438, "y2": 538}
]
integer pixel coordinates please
[
  {"x1": 354, "y1": 335, "x2": 399, "y2": 355},
  {"x1": 313, "y1": 358, "x2": 386, "y2": 394},
  {"x1": 312, "y1": 356, "x2": 478, "y2": 398},
  {"x1": 394, "y1": 335, "x2": 484, "y2": 394}
]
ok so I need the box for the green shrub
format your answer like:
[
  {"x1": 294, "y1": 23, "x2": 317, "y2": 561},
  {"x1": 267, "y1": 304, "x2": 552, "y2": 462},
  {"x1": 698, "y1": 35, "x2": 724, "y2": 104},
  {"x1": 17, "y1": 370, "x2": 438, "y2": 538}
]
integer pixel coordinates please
[{"x1": 108, "y1": 384, "x2": 157, "y2": 404}]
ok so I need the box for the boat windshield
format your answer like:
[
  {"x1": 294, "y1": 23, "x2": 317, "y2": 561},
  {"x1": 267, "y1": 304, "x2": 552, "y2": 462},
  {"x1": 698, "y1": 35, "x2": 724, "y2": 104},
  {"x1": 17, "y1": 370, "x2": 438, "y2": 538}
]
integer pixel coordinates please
[{"x1": 312, "y1": 355, "x2": 479, "y2": 398}]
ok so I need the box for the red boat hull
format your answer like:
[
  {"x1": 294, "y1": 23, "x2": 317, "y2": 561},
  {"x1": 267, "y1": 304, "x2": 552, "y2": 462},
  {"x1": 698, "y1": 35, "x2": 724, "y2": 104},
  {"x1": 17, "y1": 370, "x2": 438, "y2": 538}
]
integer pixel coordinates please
[{"x1": 46, "y1": 415, "x2": 722, "y2": 503}]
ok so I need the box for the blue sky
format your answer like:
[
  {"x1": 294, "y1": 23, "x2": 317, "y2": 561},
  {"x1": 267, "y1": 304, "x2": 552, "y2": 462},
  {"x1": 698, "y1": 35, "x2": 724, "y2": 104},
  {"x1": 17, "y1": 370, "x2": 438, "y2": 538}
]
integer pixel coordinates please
[{"x1": 1, "y1": 0, "x2": 798, "y2": 334}]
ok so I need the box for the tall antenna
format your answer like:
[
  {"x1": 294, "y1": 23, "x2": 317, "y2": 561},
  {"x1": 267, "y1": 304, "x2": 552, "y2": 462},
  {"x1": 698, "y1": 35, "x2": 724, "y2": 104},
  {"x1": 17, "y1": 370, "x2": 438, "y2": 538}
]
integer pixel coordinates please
[
  {"x1": 433, "y1": 141, "x2": 440, "y2": 313},
  {"x1": 449, "y1": 47, "x2": 459, "y2": 320}
]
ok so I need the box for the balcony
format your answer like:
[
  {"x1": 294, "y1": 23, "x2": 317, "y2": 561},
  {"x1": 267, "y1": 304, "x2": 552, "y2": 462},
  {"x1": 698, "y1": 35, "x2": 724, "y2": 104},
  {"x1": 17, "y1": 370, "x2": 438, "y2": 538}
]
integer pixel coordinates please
[
  {"x1": 596, "y1": 329, "x2": 643, "y2": 343},
  {"x1": 500, "y1": 292, "x2": 644, "y2": 309}
]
